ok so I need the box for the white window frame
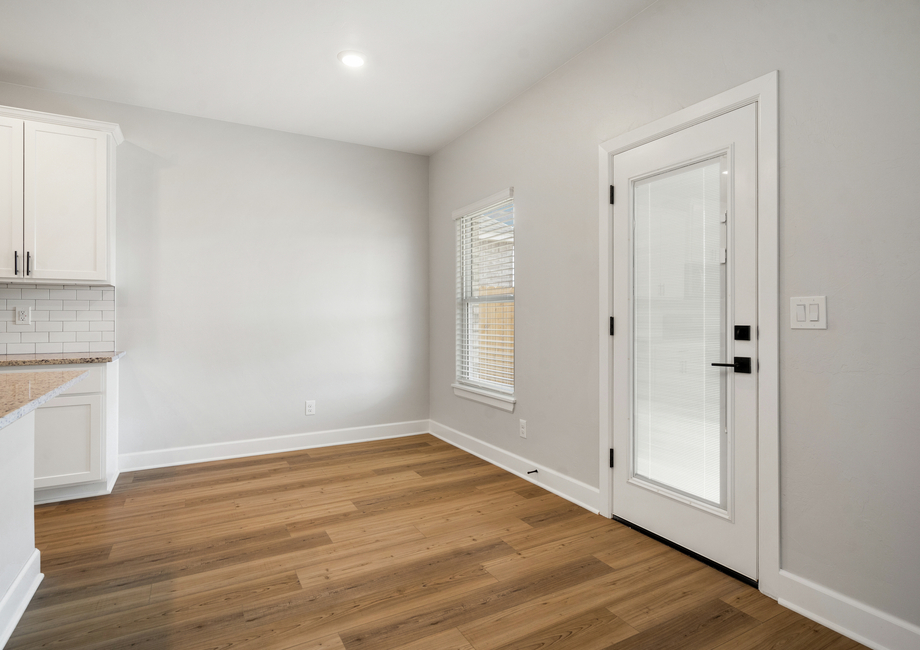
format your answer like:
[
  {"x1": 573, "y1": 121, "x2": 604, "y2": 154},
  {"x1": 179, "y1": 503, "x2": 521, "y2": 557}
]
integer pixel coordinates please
[{"x1": 452, "y1": 188, "x2": 516, "y2": 412}]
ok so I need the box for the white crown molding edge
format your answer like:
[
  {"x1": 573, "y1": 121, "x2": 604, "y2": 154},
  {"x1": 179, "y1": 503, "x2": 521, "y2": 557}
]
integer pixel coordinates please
[
  {"x1": 428, "y1": 419, "x2": 600, "y2": 513},
  {"x1": 0, "y1": 103, "x2": 124, "y2": 145}
]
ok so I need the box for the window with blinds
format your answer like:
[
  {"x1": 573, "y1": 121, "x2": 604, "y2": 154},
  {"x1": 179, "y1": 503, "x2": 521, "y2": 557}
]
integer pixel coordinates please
[{"x1": 456, "y1": 197, "x2": 514, "y2": 394}]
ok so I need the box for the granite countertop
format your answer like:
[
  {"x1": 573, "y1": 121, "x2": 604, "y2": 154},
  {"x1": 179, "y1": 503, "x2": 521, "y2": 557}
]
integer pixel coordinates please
[
  {"x1": 0, "y1": 351, "x2": 126, "y2": 367},
  {"x1": 0, "y1": 370, "x2": 89, "y2": 429}
]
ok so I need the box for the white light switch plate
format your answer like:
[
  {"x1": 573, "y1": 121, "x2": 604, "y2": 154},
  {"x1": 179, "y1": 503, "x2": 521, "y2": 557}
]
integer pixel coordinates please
[{"x1": 790, "y1": 296, "x2": 826, "y2": 329}]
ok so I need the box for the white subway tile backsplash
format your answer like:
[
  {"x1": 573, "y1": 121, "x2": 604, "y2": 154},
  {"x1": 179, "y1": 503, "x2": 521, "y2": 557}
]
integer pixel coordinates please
[{"x1": 0, "y1": 286, "x2": 115, "y2": 354}]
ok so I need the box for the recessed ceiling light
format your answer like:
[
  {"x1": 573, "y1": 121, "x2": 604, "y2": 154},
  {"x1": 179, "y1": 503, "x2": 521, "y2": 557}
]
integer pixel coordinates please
[{"x1": 337, "y1": 51, "x2": 365, "y2": 67}]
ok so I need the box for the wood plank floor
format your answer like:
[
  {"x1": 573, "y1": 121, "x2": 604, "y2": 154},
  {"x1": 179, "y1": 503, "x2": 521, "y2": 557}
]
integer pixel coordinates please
[{"x1": 9, "y1": 434, "x2": 865, "y2": 650}]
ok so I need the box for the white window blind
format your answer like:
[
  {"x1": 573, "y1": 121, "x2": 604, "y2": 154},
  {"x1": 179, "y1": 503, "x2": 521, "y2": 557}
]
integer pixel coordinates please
[{"x1": 456, "y1": 197, "x2": 514, "y2": 394}]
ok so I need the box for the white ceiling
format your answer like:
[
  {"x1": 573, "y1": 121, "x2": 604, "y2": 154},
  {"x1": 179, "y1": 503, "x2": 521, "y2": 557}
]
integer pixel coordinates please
[{"x1": 0, "y1": 0, "x2": 654, "y2": 155}]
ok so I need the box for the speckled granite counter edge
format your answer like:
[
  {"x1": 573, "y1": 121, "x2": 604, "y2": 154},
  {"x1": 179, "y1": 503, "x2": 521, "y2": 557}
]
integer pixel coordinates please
[
  {"x1": 0, "y1": 370, "x2": 90, "y2": 429},
  {"x1": 0, "y1": 351, "x2": 126, "y2": 367}
]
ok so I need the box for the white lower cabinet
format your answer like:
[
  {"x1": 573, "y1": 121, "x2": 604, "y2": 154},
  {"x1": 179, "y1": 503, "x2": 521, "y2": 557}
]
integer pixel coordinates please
[
  {"x1": 34, "y1": 394, "x2": 103, "y2": 488},
  {"x1": 0, "y1": 361, "x2": 118, "y2": 503}
]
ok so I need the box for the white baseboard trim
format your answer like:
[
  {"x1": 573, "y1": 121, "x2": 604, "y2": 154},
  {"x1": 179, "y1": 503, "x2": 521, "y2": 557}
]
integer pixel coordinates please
[
  {"x1": 0, "y1": 549, "x2": 42, "y2": 649},
  {"x1": 428, "y1": 419, "x2": 600, "y2": 513},
  {"x1": 118, "y1": 420, "x2": 431, "y2": 472},
  {"x1": 777, "y1": 569, "x2": 920, "y2": 650},
  {"x1": 34, "y1": 471, "x2": 120, "y2": 505}
]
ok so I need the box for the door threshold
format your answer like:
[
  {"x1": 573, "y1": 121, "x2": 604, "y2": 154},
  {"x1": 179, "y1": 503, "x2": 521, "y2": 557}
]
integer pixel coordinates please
[{"x1": 611, "y1": 515, "x2": 758, "y2": 589}]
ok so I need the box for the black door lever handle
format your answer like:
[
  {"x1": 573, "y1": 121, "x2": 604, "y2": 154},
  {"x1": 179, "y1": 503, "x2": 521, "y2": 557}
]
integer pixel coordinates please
[{"x1": 712, "y1": 357, "x2": 752, "y2": 374}]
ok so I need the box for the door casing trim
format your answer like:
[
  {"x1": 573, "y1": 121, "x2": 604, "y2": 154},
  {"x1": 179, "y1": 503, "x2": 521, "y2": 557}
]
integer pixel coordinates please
[{"x1": 597, "y1": 71, "x2": 779, "y2": 597}]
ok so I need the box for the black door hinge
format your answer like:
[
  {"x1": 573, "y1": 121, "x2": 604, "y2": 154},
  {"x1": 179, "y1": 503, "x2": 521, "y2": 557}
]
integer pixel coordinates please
[
  {"x1": 609, "y1": 317, "x2": 614, "y2": 336},
  {"x1": 609, "y1": 448, "x2": 615, "y2": 468},
  {"x1": 609, "y1": 185, "x2": 615, "y2": 205}
]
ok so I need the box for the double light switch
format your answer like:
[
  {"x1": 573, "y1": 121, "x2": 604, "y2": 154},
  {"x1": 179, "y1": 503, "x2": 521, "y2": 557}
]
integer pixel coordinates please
[{"x1": 790, "y1": 296, "x2": 827, "y2": 329}]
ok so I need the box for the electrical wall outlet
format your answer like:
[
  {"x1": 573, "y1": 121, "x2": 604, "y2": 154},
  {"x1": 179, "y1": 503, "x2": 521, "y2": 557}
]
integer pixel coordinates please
[
  {"x1": 305, "y1": 400, "x2": 316, "y2": 416},
  {"x1": 519, "y1": 419, "x2": 526, "y2": 439},
  {"x1": 15, "y1": 306, "x2": 30, "y2": 325}
]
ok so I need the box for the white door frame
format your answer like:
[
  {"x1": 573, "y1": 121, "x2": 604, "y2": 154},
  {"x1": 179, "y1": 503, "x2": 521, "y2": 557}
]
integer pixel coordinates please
[{"x1": 598, "y1": 71, "x2": 779, "y2": 597}]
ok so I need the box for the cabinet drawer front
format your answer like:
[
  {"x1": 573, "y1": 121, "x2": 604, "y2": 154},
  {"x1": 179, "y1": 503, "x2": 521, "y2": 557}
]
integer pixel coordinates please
[
  {"x1": 0, "y1": 365, "x2": 104, "y2": 393},
  {"x1": 34, "y1": 393, "x2": 103, "y2": 488},
  {"x1": 58, "y1": 366, "x2": 104, "y2": 394}
]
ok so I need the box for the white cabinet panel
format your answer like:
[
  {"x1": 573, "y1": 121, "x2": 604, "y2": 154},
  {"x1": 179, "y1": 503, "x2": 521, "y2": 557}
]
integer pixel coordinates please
[
  {"x1": 34, "y1": 394, "x2": 103, "y2": 488},
  {"x1": 0, "y1": 116, "x2": 23, "y2": 280},
  {"x1": 0, "y1": 105, "x2": 120, "y2": 285},
  {"x1": 0, "y1": 362, "x2": 118, "y2": 500},
  {"x1": 24, "y1": 122, "x2": 107, "y2": 282}
]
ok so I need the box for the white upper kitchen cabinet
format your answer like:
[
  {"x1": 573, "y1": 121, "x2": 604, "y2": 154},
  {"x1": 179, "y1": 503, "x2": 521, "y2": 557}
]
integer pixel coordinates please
[
  {"x1": 0, "y1": 106, "x2": 122, "y2": 285},
  {"x1": 0, "y1": 116, "x2": 23, "y2": 280}
]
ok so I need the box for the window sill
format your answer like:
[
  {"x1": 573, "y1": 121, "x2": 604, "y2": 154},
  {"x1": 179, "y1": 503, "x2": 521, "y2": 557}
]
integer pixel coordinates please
[{"x1": 451, "y1": 383, "x2": 516, "y2": 412}]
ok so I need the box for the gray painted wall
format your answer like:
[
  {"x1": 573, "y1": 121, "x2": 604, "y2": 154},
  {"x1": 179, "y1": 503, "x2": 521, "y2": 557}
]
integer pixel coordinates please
[
  {"x1": 0, "y1": 81, "x2": 430, "y2": 454},
  {"x1": 428, "y1": 0, "x2": 920, "y2": 626}
]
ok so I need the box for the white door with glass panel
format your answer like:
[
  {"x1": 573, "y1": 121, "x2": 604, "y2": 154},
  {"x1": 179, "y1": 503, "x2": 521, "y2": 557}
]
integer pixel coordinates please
[{"x1": 612, "y1": 104, "x2": 758, "y2": 580}]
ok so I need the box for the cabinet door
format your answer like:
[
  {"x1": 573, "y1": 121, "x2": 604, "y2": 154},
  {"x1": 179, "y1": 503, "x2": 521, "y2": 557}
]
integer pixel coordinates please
[
  {"x1": 34, "y1": 394, "x2": 103, "y2": 488},
  {"x1": 0, "y1": 116, "x2": 23, "y2": 280},
  {"x1": 24, "y1": 121, "x2": 107, "y2": 282}
]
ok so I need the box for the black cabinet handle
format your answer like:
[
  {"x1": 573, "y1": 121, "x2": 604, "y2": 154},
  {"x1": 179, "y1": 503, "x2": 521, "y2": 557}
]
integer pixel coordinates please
[
  {"x1": 712, "y1": 357, "x2": 752, "y2": 374},
  {"x1": 26, "y1": 251, "x2": 30, "y2": 276},
  {"x1": 14, "y1": 251, "x2": 17, "y2": 275}
]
